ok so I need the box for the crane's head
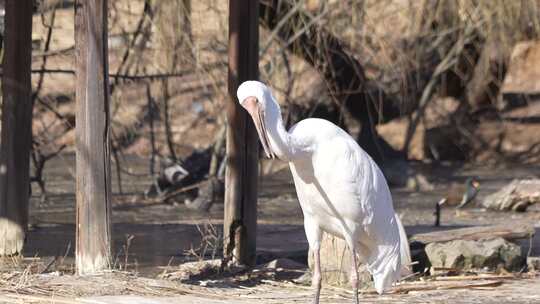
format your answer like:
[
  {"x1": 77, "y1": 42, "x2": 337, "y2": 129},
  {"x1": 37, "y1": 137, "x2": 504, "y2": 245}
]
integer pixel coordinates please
[{"x1": 237, "y1": 81, "x2": 276, "y2": 159}]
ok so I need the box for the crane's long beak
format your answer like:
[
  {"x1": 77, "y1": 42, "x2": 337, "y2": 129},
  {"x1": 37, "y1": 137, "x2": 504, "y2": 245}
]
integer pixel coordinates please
[{"x1": 241, "y1": 97, "x2": 275, "y2": 159}]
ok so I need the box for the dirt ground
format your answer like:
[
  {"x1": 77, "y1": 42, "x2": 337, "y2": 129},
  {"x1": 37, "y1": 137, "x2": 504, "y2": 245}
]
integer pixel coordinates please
[
  {"x1": 1, "y1": 155, "x2": 539, "y2": 303},
  {"x1": 1, "y1": 271, "x2": 540, "y2": 303},
  {"x1": 1, "y1": 1, "x2": 536, "y2": 303}
]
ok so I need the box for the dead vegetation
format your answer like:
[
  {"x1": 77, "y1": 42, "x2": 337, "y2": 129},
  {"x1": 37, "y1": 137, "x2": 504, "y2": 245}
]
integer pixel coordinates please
[
  {"x1": 10, "y1": 0, "x2": 538, "y2": 204},
  {"x1": 0, "y1": 255, "x2": 538, "y2": 303}
]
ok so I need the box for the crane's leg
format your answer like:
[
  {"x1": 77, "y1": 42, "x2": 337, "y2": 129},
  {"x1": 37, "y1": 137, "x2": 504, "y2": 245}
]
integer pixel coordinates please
[
  {"x1": 350, "y1": 249, "x2": 360, "y2": 304},
  {"x1": 311, "y1": 246, "x2": 322, "y2": 304},
  {"x1": 304, "y1": 218, "x2": 322, "y2": 304}
]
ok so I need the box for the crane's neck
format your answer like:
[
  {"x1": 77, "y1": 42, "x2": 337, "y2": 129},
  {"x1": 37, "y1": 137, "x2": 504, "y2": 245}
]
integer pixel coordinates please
[{"x1": 263, "y1": 97, "x2": 294, "y2": 162}]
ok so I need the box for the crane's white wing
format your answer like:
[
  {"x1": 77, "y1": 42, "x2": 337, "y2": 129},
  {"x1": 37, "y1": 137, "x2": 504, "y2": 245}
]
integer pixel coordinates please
[{"x1": 306, "y1": 122, "x2": 403, "y2": 293}]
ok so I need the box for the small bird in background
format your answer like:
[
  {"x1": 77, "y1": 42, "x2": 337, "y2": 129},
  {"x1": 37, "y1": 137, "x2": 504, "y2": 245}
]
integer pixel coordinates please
[{"x1": 434, "y1": 177, "x2": 480, "y2": 226}]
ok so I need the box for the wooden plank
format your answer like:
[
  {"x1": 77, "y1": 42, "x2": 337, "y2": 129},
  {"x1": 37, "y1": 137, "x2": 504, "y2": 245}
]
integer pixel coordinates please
[
  {"x1": 410, "y1": 224, "x2": 535, "y2": 244},
  {"x1": 0, "y1": 0, "x2": 33, "y2": 255},
  {"x1": 74, "y1": 0, "x2": 112, "y2": 274},
  {"x1": 434, "y1": 274, "x2": 517, "y2": 281},
  {"x1": 223, "y1": 0, "x2": 259, "y2": 266}
]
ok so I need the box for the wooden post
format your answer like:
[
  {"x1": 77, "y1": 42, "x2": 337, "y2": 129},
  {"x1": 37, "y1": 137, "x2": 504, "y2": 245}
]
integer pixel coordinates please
[
  {"x1": 74, "y1": 0, "x2": 112, "y2": 274},
  {"x1": 223, "y1": 0, "x2": 259, "y2": 266},
  {"x1": 0, "y1": 0, "x2": 33, "y2": 256}
]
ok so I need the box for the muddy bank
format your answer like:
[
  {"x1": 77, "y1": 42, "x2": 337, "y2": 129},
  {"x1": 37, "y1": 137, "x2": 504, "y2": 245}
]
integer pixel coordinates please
[{"x1": 22, "y1": 155, "x2": 540, "y2": 275}]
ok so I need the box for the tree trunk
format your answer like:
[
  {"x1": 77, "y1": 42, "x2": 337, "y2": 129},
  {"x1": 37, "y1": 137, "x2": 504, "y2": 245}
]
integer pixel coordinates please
[
  {"x1": 0, "y1": 0, "x2": 33, "y2": 256},
  {"x1": 74, "y1": 0, "x2": 112, "y2": 274},
  {"x1": 223, "y1": 0, "x2": 259, "y2": 267}
]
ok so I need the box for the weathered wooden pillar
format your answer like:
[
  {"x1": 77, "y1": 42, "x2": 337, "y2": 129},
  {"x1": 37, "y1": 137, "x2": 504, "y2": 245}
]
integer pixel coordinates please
[
  {"x1": 74, "y1": 0, "x2": 112, "y2": 274},
  {"x1": 0, "y1": 0, "x2": 33, "y2": 256},
  {"x1": 223, "y1": 0, "x2": 259, "y2": 266}
]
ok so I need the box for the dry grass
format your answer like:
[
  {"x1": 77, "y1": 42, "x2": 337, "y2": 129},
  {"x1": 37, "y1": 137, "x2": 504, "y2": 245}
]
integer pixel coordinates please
[{"x1": 1, "y1": 257, "x2": 538, "y2": 304}]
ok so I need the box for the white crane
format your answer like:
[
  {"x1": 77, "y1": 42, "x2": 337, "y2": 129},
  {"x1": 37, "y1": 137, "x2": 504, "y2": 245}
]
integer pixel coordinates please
[{"x1": 237, "y1": 81, "x2": 411, "y2": 304}]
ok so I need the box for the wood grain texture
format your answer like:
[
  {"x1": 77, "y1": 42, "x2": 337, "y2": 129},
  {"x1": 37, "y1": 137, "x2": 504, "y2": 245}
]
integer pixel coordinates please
[
  {"x1": 223, "y1": 0, "x2": 259, "y2": 266},
  {"x1": 0, "y1": 0, "x2": 33, "y2": 255},
  {"x1": 74, "y1": 0, "x2": 112, "y2": 274},
  {"x1": 410, "y1": 224, "x2": 535, "y2": 244}
]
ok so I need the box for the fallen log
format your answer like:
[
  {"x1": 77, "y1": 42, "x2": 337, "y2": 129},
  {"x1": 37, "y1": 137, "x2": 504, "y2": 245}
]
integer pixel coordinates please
[
  {"x1": 434, "y1": 274, "x2": 517, "y2": 281},
  {"x1": 410, "y1": 224, "x2": 535, "y2": 244},
  {"x1": 389, "y1": 279, "x2": 504, "y2": 294}
]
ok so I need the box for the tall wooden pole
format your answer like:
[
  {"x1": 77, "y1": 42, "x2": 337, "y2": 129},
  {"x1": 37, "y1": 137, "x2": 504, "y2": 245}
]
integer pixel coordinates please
[
  {"x1": 74, "y1": 0, "x2": 112, "y2": 274},
  {"x1": 0, "y1": 0, "x2": 33, "y2": 256},
  {"x1": 223, "y1": 0, "x2": 259, "y2": 266}
]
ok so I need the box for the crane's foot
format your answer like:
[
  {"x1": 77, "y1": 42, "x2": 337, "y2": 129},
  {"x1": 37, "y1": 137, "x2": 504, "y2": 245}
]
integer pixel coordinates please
[
  {"x1": 311, "y1": 264, "x2": 322, "y2": 304},
  {"x1": 350, "y1": 249, "x2": 360, "y2": 304},
  {"x1": 311, "y1": 247, "x2": 322, "y2": 304},
  {"x1": 312, "y1": 284, "x2": 321, "y2": 304},
  {"x1": 0, "y1": 219, "x2": 25, "y2": 256},
  {"x1": 352, "y1": 279, "x2": 359, "y2": 304}
]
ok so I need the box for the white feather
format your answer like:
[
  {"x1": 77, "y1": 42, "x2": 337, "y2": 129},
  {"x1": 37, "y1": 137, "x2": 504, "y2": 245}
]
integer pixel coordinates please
[{"x1": 237, "y1": 81, "x2": 410, "y2": 294}]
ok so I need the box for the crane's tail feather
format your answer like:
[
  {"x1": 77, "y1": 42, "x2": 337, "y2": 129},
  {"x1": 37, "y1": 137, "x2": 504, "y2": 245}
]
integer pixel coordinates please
[
  {"x1": 395, "y1": 214, "x2": 412, "y2": 277},
  {"x1": 368, "y1": 214, "x2": 412, "y2": 294}
]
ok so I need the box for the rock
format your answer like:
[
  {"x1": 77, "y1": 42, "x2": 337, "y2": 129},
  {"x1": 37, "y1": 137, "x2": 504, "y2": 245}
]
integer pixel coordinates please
[
  {"x1": 263, "y1": 258, "x2": 306, "y2": 270},
  {"x1": 185, "y1": 178, "x2": 224, "y2": 211},
  {"x1": 502, "y1": 41, "x2": 540, "y2": 94},
  {"x1": 482, "y1": 179, "x2": 540, "y2": 212},
  {"x1": 293, "y1": 271, "x2": 312, "y2": 285},
  {"x1": 527, "y1": 257, "x2": 540, "y2": 272},
  {"x1": 308, "y1": 234, "x2": 371, "y2": 287},
  {"x1": 259, "y1": 258, "x2": 308, "y2": 281},
  {"x1": 500, "y1": 41, "x2": 540, "y2": 110},
  {"x1": 376, "y1": 118, "x2": 425, "y2": 160},
  {"x1": 159, "y1": 259, "x2": 221, "y2": 281},
  {"x1": 146, "y1": 150, "x2": 214, "y2": 199},
  {"x1": 424, "y1": 238, "x2": 524, "y2": 271}
]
